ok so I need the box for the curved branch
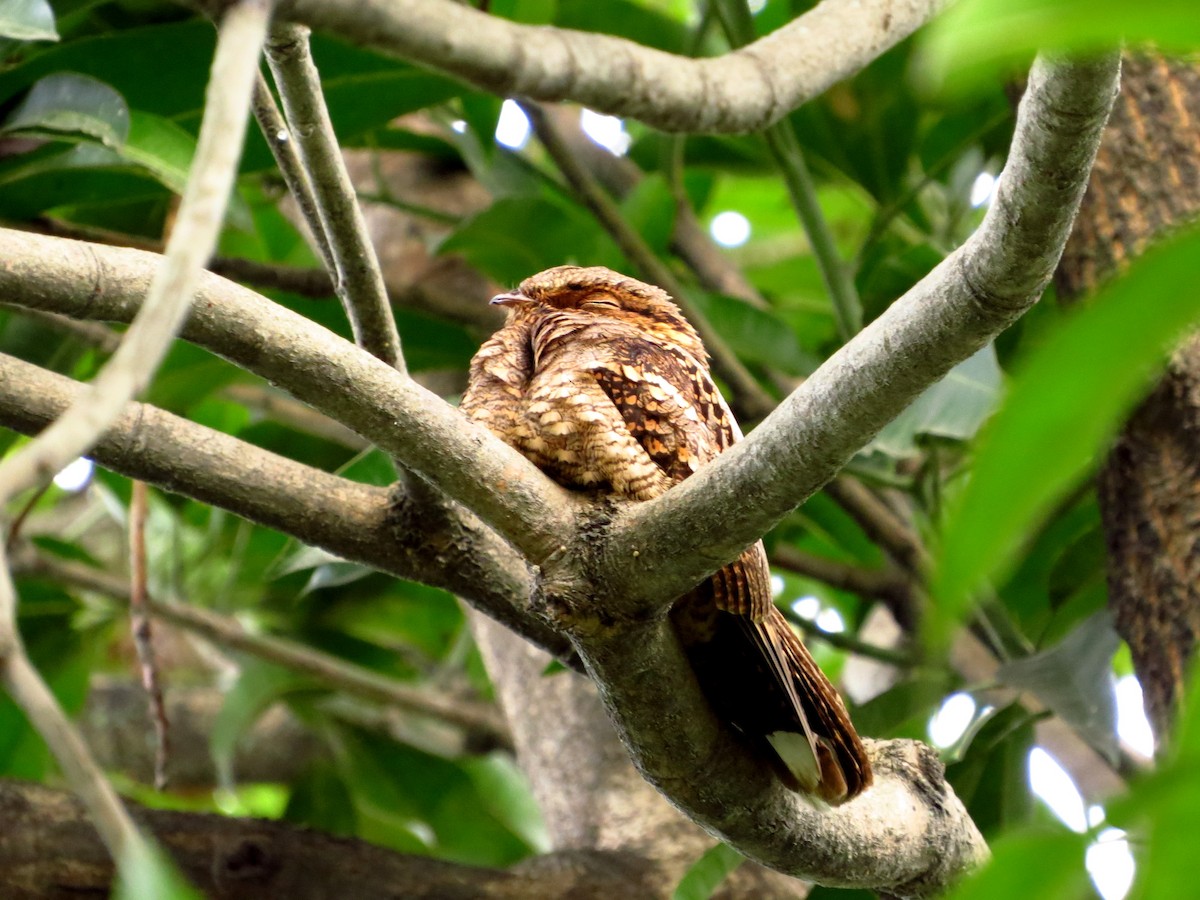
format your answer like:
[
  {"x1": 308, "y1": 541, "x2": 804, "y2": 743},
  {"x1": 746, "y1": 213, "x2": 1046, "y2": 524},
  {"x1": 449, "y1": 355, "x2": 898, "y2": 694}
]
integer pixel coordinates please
[
  {"x1": 602, "y1": 54, "x2": 1122, "y2": 610},
  {"x1": 275, "y1": 0, "x2": 948, "y2": 133}
]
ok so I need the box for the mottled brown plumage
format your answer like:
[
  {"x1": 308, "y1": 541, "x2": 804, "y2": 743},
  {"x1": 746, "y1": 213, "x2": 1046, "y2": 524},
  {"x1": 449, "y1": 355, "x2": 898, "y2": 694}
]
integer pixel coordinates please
[{"x1": 461, "y1": 265, "x2": 871, "y2": 803}]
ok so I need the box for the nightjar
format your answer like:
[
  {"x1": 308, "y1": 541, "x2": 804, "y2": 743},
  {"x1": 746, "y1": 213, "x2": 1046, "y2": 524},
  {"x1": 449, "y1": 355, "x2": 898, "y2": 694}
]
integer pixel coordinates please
[{"x1": 461, "y1": 265, "x2": 871, "y2": 803}]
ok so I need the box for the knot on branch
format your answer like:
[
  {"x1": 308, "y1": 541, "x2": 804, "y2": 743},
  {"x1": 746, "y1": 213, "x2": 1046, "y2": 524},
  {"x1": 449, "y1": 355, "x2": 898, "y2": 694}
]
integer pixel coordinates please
[
  {"x1": 215, "y1": 834, "x2": 282, "y2": 887},
  {"x1": 868, "y1": 738, "x2": 949, "y2": 814}
]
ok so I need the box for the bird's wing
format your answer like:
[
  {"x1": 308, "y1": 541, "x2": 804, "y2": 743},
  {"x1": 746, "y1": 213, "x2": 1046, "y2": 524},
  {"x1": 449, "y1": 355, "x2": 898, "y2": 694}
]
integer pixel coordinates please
[
  {"x1": 586, "y1": 337, "x2": 728, "y2": 482},
  {"x1": 587, "y1": 334, "x2": 769, "y2": 618}
]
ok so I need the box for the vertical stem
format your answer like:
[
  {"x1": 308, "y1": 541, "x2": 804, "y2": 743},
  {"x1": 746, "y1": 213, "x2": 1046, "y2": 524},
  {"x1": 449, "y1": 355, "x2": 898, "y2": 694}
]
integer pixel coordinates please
[
  {"x1": 763, "y1": 124, "x2": 863, "y2": 340},
  {"x1": 265, "y1": 23, "x2": 406, "y2": 372},
  {"x1": 715, "y1": 0, "x2": 864, "y2": 341}
]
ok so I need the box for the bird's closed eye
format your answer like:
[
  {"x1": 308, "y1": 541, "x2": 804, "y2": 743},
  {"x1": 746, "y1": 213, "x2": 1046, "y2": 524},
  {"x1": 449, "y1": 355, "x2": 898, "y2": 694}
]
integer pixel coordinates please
[{"x1": 582, "y1": 297, "x2": 620, "y2": 310}]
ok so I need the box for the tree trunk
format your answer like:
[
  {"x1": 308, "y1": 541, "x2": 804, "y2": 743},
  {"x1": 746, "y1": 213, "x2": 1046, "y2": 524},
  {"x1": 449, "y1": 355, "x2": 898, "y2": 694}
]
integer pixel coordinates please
[{"x1": 1056, "y1": 56, "x2": 1200, "y2": 743}]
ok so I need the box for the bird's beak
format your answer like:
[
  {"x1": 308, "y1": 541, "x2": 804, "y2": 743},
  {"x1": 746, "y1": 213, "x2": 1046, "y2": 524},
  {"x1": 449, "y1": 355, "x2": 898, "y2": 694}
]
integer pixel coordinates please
[{"x1": 490, "y1": 291, "x2": 533, "y2": 307}]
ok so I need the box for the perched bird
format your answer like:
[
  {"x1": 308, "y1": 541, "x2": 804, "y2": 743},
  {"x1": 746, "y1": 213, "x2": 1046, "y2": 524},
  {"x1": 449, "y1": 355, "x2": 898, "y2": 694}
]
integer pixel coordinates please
[{"x1": 461, "y1": 265, "x2": 871, "y2": 803}]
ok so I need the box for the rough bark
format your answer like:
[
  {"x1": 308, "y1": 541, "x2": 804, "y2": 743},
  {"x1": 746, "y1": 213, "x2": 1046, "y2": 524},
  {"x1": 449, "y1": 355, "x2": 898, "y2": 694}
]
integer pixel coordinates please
[
  {"x1": 272, "y1": 0, "x2": 948, "y2": 133},
  {"x1": 470, "y1": 615, "x2": 810, "y2": 899},
  {"x1": 82, "y1": 682, "x2": 325, "y2": 790},
  {"x1": 0, "y1": 780, "x2": 656, "y2": 899},
  {"x1": 1057, "y1": 56, "x2": 1200, "y2": 743}
]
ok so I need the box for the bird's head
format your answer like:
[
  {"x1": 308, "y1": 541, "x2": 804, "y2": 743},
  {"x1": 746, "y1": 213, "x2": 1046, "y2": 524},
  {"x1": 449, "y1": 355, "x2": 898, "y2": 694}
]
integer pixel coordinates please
[{"x1": 491, "y1": 265, "x2": 706, "y2": 360}]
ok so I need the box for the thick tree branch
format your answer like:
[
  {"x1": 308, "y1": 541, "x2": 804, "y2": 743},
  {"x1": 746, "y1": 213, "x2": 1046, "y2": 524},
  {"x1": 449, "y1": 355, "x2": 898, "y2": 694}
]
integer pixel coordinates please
[
  {"x1": 537, "y1": 607, "x2": 984, "y2": 896},
  {"x1": 601, "y1": 54, "x2": 1122, "y2": 612},
  {"x1": 1, "y1": 780, "x2": 652, "y2": 899},
  {"x1": 0, "y1": 353, "x2": 571, "y2": 664},
  {"x1": 274, "y1": 0, "x2": 947, "y2": 133}
]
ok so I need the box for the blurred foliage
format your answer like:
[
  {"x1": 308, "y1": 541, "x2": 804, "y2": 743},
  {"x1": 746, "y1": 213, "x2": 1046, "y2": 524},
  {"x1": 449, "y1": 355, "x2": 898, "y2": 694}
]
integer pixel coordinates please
[{"x1": 0, "y1": 0, "x2": 1196, "y2": 896}]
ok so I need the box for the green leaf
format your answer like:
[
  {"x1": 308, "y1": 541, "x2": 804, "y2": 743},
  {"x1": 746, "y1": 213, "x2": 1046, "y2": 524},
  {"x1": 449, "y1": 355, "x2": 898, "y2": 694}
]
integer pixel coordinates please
[
  {"x1": 0, "y1": 0, "x2": 57, "y2": 41},
  {"x1": 283, "y1": 761, "x2": 358, "y2": 837},
  {"x1": 210, "y1": 662, "x2": 320, "y2": 790},
  {"x1": 672, "y1": 842, "x2": 745, "y2": 900},
  {"x1": 460, "y1": 91, "x2": 503, "y2": 155},
  {"x1": 1112, "y1": 661, "x2": 1200, "y2": 898},
  {"x1": 300, "y1": 32, "x2": 465, "y2": 145},
  {"x1": 853, "y1": 673, "x2": 954, "y2": 740},
  {"x1": 620, "y1": 173, "x2": 676, "y2": 256},
  {"x1": 945, "y1": 828, "x2": 1089, "y2": 900},
  {"x1": 556, "y1": 0, "x2": 689, "y2": 53},
  {"x1": 1, "y1": 72, "x2": 128, "y2": 148},
  {"x1": 945, "y1": 703, "x2": 1037, "y2": 836},
  {"x1": 460, "y1": 753, "x2": 550, "y2": 853},
  {"x1": 439, "y1": 194, "x2": 615, "y2": 285},
  {"x1": 997, "y1": 614, "x2": 1119, "y2": 763},
  {"x1": 871, "y1": 344, "x2": 1002, "y2": 458},
  {"x1": 934, "y1": 228, "x2": 1200, "y2": 628},
  {"x1": 925, "y1": 0, "x2": 1198, "y2": 92},
  {"x1": 328, "y1": 727, "x2": 533, "y2": 864},
  {"x1": 691, "y1": 291, "x2": 819, "y2": 377},
  {"x1": 301, "y1": 560, "x2": 374, "y2": 596},
  {"x1": 490, "y1": 0, "x2": 557, "y2": 24},
  {"x1": 119, "y1": 110, "x2": 195, "y2": 194},
  {"x1": 789, "y1": 44, "x2": 919, "y2": 206},
  {"x1": 115, "y1": 842, "x2": 202, "y2": 900}
]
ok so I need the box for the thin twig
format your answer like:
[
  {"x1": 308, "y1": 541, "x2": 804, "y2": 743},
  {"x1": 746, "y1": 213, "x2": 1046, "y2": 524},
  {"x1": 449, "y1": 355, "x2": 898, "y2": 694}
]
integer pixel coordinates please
[
  {"x1": 0, "y1": 557, "x2": 144, "y2": 859},
  {"x1": 520, "y1": 100, "x2": 777, "y2": 421},
  {"x1": 22, "y1": 551, "x2": 512, "y2": 749},
  {"x1": 0, "y1": 306, "x2": 122, "y2": 353},
  {"x1": 825, "y1": 476, "x2": 928, "y2": 577},
  {"x1": 251, "y1": 73, "x2": 336, "y2": 272},
  {"x1": 224, "y1": 383, "x2": 370, "y2": 450},
  {"x1": 5, "y1": 482, "x2": 51, "y2": 550},
  {"x1": 763, "y1": 124, "x2": 864, "y2": 340},
  {"x1": 780, "y1": 603, "x2": 916, "y2": 668},
  {"x1": 265, "y1": 23, "x2": 405, "y2": 372},
  {"x1": 355, "y1": 191, "x2": 462, "y2": 225},
  {"x1": 129, "y1": 481, "x2": 169, "y2": 790},
  {"x1": 772, "y1": 544, "x2": 915, "y2": 611}
]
